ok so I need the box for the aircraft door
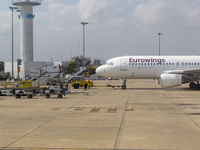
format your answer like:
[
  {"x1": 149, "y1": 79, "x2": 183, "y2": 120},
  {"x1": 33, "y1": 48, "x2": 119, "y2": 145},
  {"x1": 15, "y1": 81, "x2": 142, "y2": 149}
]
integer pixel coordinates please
[{"x1": 120, "y1": 58, "x2": 127, "y2": 71}]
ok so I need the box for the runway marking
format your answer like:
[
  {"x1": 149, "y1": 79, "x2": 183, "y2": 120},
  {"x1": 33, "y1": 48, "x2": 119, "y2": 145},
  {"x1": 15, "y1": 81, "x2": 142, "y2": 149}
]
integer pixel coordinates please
[
  {"x1": 107, "y1": 107, "x2": 117, "y2": 113},
  {"x1": 89, "y1": 107, "x2": 101, "y2": 113},
  {"x1": 3, "y1": 92, "x2": 94, "y2": 149},
  {"x1": 51, "y1": 107, "x2": 61, "y2": 111},
  {"x1": 1, "y1": 148, "x2": 169, "y2": 150},
  {"x1": 74, "y1": 107, "x2": 85, "y2": 111},
  {"x1": 186, "y1": 113, "x2": 200, "y2": 115},
  {"x1": 114, "y1": 81, "x2": 133, "y2": 149},
  {"x1": 126, "y1": 106, "x2": 134, "y2": 111},
  {"x1": 162, "y1": 92, "x2": 200, "y2": 129},
  {"x1": 177, "y1": 103, "x2": 200, "y2": 105}
]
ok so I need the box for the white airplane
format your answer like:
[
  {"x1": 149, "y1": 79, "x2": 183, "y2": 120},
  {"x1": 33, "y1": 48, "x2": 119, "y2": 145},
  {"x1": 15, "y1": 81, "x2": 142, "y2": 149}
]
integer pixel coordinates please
[{"x1": 96, "y1": 56, "x2": 200, "y2": 89}]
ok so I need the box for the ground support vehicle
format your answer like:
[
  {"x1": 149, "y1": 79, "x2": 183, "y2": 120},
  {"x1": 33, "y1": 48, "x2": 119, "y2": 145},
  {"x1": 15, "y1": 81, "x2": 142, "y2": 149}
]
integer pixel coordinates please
[
  {"x1": 0, "y1": 87, "x2": 38, "y2": 98},
  {"x1": 13, "y1": 88, "x2": 38, "y2": 99},
  {"x1": 0, "y1": 80, "x2": 39, "y2": 97},
  {"x1": 15, "y1": 91, "x2": 33, "y2": 99},
  {"x1": 0, "y1": 89, "x2": 13, "y2": 96},
  {"x1": 42, "y1": 87, "x2": 66, "y2": 98},
  {"x1": 2, "y1": 80, "x2": 39, "y2": 88},
  {"x1": 71, "y1": 76, "x2": 93, "y2": 89}
]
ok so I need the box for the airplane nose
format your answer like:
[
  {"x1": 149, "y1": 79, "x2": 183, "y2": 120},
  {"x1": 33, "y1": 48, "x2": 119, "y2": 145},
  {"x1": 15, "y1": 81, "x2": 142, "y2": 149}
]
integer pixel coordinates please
[{"x1": 96, "y1": 66, "x2": 104, "y2": 76}]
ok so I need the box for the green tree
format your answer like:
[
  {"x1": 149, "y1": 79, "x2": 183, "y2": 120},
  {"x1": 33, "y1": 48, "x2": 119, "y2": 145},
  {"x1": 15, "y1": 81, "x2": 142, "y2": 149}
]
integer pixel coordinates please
[
  {"x1": 0, "y1": 61, "x2": 4, "y2": 72},
  {"x1": 62, "y1": 55, "x2": 91, "y2": 75},
  {"x1": 88, "y1": 67, "x2": 96, "y2": 74},
  {"x1": 72, "y1": 55, "x2": 91, "y2": 67}
]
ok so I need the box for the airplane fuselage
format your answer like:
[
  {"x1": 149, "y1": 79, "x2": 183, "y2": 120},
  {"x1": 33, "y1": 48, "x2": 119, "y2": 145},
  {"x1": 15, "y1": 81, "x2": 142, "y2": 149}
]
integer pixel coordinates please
[{"x1": 96, "y1": 56, "x2": 200, "y2": 89}]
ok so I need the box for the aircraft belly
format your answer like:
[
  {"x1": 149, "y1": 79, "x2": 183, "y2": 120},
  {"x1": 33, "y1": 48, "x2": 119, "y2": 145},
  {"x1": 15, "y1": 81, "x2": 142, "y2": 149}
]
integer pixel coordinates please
[{"x1": 127, "y1": 67, "x2": 157, "y2": 79}]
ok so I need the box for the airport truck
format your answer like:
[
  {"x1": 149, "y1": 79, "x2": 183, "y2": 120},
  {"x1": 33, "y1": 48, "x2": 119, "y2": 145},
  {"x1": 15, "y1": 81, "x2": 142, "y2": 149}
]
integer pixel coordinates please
[
  {"x1": 71, "y1": 76, "x2": 93, "y2": 89},
  {"x1": 0, "y1": 80, "x2": 39, "y2": 97}
]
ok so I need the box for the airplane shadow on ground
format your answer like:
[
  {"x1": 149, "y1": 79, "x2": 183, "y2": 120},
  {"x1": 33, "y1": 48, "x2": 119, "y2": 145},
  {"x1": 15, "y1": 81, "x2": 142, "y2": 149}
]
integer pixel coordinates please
[{"x1": 112, "y1": 87, "x2": 195, "y2": 91}]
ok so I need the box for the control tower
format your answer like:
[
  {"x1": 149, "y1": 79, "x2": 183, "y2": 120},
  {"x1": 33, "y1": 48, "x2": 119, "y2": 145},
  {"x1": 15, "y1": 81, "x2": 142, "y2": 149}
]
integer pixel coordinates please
[{"x1": 12, "y1": 0, "x2": 42, "y2": 62}]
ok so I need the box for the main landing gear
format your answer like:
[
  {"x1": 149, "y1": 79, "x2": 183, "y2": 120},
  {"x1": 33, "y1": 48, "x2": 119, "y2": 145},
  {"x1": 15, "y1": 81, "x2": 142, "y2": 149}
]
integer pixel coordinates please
[
  {"x1": 122, "y1": 79, "x2": 127, "y2": 89},
  {"x1": 189, "y1": 82, "x2": 200, "y2": 90}
]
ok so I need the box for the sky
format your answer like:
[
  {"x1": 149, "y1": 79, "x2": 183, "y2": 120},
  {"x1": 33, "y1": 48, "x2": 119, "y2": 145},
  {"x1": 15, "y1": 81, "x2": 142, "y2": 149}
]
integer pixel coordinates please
[{"x1": 1, "y1": 0, "x2": 200, "y2": 63}]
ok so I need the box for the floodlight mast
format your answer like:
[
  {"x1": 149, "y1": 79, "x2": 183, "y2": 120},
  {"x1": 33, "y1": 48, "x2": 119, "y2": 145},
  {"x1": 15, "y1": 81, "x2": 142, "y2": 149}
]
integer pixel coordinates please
[
  {"x1": 81, "y1": 22, "x2": 88, "y2": 69},
  {"x1": 9, "y1": 6, "x2": 19, "y2": 79},
  {"x1": 158, "y1": 33, "x2": 163, "y2": 56}
]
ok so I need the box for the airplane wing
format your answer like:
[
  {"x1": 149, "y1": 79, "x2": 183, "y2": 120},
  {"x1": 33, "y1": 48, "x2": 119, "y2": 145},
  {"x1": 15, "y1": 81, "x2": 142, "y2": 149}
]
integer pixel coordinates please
[{"x1": 164, "y1": 68, "x2": 200, "y2": 78}]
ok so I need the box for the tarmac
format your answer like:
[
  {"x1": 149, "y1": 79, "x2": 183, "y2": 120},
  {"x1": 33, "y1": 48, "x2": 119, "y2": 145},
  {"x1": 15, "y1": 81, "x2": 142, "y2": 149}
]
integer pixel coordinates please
[{"x1": 0, "y1": 79, "x2": 200, "y2": 150}]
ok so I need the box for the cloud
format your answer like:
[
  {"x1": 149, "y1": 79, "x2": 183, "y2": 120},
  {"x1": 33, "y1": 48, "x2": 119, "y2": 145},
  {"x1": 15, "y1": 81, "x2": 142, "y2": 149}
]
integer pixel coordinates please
[
  {"x1": 33, "y1": 0, "x2": 200, "y2": 60},
  {"x1": 77, "y1": 0, "x2": 111, "y2": 21},
  {"x1": 2, "y1": 0, "x2": 200, "y2": 62},
  {"x1": 0, "y1": 11, "x2": 11, "y2": 34},
  {"x1": 132, "y1": 0, "x2": 200, "y2": 27},
  {"x1": 133, "y1": 1, "x2": 165, "y2": 24}
]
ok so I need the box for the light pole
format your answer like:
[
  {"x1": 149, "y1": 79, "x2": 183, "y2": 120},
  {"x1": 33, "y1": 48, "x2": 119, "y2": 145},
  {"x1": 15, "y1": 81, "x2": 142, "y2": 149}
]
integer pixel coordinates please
[
  {"x1": 81, "y1": 22, "x2": 88, "y2": 69},
  {"x1": 158, "y1": 33, "x2": 163, "y2": 56},
  {"x1": 9, "y1": 6, "x2": 19, "y2": 79}
]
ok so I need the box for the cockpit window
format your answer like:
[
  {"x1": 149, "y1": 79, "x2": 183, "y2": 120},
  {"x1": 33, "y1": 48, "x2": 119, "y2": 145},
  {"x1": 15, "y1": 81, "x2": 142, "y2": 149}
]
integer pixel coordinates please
[{"x1": 106, "y1": 62, "x2": 113, "y2": 65}]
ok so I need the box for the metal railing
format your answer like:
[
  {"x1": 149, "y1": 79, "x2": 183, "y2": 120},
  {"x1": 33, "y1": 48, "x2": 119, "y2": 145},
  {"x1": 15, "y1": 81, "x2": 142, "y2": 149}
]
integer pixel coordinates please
[{"x1": 12, "y1": 0, "x2": 42, "y2": 3}]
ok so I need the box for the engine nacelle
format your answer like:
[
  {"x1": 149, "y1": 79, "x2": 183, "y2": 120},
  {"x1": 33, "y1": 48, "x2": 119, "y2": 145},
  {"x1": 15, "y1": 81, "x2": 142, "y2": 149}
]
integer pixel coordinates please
[{"x1": 160, "y1": 74, "x2": 182, "y2": 87}]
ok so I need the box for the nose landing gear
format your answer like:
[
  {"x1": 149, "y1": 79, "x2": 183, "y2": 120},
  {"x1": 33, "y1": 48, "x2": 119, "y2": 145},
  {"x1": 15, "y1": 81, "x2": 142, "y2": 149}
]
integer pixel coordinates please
[{"x1": 122, "y1": 79, "x2": 127, "y2": 89}]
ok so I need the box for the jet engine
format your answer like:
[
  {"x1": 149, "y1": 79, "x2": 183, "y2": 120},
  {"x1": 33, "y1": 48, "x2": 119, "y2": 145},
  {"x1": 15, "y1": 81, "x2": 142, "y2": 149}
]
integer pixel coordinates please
[{"x1": 160, "y1": 74, "x2": 182, "y2": 87}]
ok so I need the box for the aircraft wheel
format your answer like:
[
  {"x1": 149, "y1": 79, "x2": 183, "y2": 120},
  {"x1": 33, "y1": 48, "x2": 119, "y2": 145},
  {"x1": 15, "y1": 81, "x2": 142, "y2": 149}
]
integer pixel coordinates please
[
  {"x1": 57, "y1": 94, "x2": 62, "y2": 98},
  {"x1": 189, "y1": 82, "x2": 197, "y2": 89},
  {"x1": 28, "y1": 95, "x2": 33, "y2": 98},
  {"x1": 195, "y1": 84, "x2": 200, "y2": 90},
  {"x1": 122, "y1": 85, "x2": 126, "y2": 89},
  {"x1": 15, "y1": 95, "x2": 21, "y2": 99},
  {"x1": 50, "y1": 89, "x2": 55, "y2": 93},
  {"x1": 46, "y1": 94, "x2": 50, "y2": 98}
]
